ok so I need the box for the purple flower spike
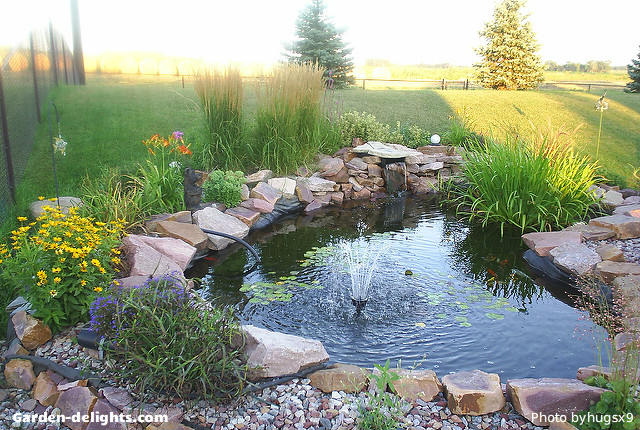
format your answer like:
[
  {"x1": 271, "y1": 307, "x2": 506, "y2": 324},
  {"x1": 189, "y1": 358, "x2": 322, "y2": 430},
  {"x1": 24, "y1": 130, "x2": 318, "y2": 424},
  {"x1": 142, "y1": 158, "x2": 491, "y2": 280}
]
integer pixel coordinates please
[{"x1": 172, "y1": 131, "x2": 184, "y2": 141}]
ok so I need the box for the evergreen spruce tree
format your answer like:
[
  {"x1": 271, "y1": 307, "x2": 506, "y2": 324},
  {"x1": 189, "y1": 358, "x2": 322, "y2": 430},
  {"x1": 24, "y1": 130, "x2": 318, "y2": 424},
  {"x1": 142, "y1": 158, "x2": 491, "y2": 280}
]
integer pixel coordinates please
[
  {"x1": 286, "y1": 0, "x2": 354, "y2": 87},
  {"x1": 625, "y1": 46, "x2": 640, "y2": 93},
  {"x1": 474, "y1": 0, "x2": 544, "y2": 90}
]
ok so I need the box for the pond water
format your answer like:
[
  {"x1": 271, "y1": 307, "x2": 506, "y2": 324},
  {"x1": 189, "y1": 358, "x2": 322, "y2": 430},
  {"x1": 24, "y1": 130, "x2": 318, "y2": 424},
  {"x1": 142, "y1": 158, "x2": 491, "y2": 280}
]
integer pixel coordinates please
[{"x1": 190, "y1": 196, "x2": 605, "y2": 380}]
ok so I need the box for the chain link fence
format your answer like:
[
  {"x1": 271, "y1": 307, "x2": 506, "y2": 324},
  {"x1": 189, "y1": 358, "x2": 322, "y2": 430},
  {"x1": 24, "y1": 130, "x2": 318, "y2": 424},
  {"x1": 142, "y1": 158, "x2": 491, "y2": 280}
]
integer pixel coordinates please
[{"x1": 0, "y1": 25, "x2": 78, "y2": 218}]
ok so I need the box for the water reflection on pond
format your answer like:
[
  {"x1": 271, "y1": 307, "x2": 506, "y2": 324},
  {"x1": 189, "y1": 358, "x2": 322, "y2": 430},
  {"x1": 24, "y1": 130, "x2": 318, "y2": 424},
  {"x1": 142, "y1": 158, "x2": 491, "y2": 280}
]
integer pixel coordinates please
[{"x1": 190, "y1": 196, "x2": 603, "y2": 379}]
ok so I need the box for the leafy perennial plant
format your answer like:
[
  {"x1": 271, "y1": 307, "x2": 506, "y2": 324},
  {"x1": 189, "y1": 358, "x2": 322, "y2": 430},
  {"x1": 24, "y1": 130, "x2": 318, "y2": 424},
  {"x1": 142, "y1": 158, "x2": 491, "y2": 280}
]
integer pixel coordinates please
[{"x1": 0, "y1": 205, "x2": 124, "y2": 331}]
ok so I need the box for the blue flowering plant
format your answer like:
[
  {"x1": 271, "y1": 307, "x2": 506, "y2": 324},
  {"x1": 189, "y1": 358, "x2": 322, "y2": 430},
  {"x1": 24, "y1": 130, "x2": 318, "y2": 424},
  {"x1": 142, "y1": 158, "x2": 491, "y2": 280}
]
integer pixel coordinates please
[{"x1": 89, "y1": 274, "x2": 247, "y2": 401}]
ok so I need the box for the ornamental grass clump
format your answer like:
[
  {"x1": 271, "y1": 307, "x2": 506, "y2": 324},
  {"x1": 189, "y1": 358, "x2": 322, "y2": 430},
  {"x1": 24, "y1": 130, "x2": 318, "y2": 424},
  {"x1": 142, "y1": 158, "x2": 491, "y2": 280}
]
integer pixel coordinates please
[
  {"x1": 0, "y1": 205, "x2": 124, "y2": 331},
  {"x1": 193, "y1": 67, "x2": 245, "y2": 170},
  {"x1": 89, "y1": 275, "x2": 247, "y2": 401},
  {"x1": 451, "y1": 130, "x2": 599, "y2": 234},
  {"x1": 254, "y1": 63, "x2": 340, "y2": 173}
]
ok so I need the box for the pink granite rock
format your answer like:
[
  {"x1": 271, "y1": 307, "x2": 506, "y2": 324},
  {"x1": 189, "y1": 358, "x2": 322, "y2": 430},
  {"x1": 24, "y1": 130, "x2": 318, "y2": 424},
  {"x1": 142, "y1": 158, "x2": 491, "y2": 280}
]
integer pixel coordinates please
[
  {"x1": 521, "y1": 231, "x2": 582, "y2": 256},
  {"x1": 240, "y1": 197, "x2": 275, "y2": 213}
]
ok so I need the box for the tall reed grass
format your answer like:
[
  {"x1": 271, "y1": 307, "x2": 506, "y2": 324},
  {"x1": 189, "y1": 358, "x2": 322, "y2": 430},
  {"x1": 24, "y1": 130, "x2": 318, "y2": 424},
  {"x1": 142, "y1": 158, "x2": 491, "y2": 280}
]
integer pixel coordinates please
[
  {"x1": 254, "y1": 63, "x2": 340, "y2": 173},
  {"x1": 193, "y1": 67, "x2": 244, "y2": 170},
  {"x1": 450, "y1": 128, "x2": 599, "y2": 234}
]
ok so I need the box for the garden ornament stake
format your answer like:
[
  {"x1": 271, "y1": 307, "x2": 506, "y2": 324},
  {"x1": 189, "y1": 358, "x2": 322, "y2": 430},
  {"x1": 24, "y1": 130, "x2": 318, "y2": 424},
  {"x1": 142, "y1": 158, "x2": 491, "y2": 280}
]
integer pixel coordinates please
[
  {"x1": 48, "y1": 102, "x2": 67, "y2": 208},
  {"x1": 595, "y1": 91, "x2": 608, "y2": 159}
]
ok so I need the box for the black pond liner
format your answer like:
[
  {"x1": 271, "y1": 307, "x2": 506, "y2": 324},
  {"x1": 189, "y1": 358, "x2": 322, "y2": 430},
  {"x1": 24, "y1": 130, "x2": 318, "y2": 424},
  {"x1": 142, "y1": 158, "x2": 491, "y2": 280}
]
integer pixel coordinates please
[{"x1": 523, "y1": 249, "x2": 613, "y2": 303}]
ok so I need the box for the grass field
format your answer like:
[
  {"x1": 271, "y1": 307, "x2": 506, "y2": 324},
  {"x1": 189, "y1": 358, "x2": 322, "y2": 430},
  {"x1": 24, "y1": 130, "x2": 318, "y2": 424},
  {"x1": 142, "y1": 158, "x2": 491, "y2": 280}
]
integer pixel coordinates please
[
  {"x1": 354, "y1": 65, "x2": 630, "y2": 84},
  {"x1": 9, "y1": 73, "x2": 640, "y2": 222}
]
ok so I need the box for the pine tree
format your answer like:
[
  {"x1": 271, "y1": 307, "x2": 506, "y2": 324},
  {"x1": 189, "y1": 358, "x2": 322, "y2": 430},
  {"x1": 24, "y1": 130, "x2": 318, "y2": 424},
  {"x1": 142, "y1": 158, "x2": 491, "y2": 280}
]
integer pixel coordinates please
[
  {"x1": 474, "y1": 0, "x2": 544, "y2": 90},
  {"x1": 286, "y1": 0, "x2": 354, "y2": 87},
  {"x1": 625, "y1": 46, "x2": 640, "y2": 93}
]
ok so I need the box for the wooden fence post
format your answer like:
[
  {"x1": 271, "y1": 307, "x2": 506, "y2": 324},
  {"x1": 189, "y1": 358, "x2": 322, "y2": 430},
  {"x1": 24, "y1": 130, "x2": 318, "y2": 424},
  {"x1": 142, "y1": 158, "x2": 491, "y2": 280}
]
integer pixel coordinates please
[{"x1": 362, "y1": 79, "x2": 366, "y2": 90}]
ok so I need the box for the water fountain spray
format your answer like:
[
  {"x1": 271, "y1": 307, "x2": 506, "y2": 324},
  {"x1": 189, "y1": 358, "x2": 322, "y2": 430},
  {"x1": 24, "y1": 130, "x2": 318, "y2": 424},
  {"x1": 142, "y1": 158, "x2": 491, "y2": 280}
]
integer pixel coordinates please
[{"x1": 339, "y1": 240, "x2": 387, "y2": 313}]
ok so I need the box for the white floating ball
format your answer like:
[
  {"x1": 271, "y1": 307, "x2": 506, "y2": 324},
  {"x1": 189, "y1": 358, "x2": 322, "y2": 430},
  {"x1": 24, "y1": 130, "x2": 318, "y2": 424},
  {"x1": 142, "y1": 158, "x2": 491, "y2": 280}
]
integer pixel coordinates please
[{"x1": 430, "y1": 134, "x2": 441, "y2": 144}]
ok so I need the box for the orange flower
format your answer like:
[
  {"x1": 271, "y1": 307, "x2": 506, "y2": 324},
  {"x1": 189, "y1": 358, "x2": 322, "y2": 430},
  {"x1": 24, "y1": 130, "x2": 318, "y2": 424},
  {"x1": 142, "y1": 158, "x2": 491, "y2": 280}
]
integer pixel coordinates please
[{"x1": 178, "y1": 145, "x2": 192, "y2": 155}]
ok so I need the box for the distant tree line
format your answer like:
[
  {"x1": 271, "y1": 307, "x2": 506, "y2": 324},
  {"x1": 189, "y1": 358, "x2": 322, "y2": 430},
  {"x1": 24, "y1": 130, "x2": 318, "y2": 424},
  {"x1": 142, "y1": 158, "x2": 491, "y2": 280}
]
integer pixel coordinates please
[{"x1": 543, "y1": 60, "x2": 618, "y2": 73}]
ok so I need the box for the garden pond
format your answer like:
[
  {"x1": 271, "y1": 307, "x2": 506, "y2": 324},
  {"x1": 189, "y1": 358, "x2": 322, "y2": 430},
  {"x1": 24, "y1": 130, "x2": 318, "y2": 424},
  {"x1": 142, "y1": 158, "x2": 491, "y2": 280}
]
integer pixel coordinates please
[{"x1": 189, "y1": 196, "x2": 605, "y2": 380}]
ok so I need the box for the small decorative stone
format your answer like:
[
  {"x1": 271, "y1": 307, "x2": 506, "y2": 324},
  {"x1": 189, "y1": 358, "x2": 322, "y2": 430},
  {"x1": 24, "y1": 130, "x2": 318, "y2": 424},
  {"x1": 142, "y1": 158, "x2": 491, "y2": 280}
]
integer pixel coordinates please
[
  {"x1": 387, "y1": 369, "x2": 442, "y2": 402},
  {"x1": 302, "y1": 176, "x2": 338, "y2": 192},
  {"x1": 192, "y1": 207, "x2": 250, "y2": 250},
  {"x1": 240, "y1": 198, "x2": 275, "y2": 214},
  {"x1": 521, "y1": 231, "x2": 582, "y2": 257},
  {"x1": 309, "y1": 363, "x2": 370, "y2": 393},
  {"x1": 317, "y1": 157, "x2": 344, "y2": 177},
  {"x1": 419, "y1": 162, "x2": 444, "y2": 173},
  {"x1": 55, "y1": 386, "x2": 98, "y2": 430},
  {"x1": 442, "y1": 370, "x2": 506, "y2": 415},
  {"x1": 12, "y1": 310, "x2": 52, "y2": 350},
  {"x1": 156, "y1": 221, "x2": 209, "y2": 251},
  {"x1": 362, "y1": 155, "x2": 382, "y2": 164},
  {"x1": 601, "y1": 190, "x2": 624, "y2": 207},
  {"x1": 245, "y1": 169, "x2": 273, "y2": 185},
  {"x1": 241, "y1": 325, "x2": 329, "y2": 380},
  {"x1": 596, "y1": 261, "x2": 640, "y2": 283},
  {"x1": 295, "y1": 182, "x2": 314, "y2": 204},
  {"x1": 249, "y1": 182, "x2": 282, "y2": 206},
  {"x1": 507, "y1": 378, "x2": 604, "y2": 426},
  {"x1": 351, "y1": 188, "x2": 371, "y2": 200},
  {"x1": 268, "y1": 177, "x2": 297, "y2": 197},
  {"x1": 33, "y1": 370, "x2": 60, "y2": 406},
  {"x1": 345, "y1": 158, "x2": 368, "y2": 171},
  {"x1": 4, "y1": 358, "x2": 36, "y2": 389},
  {"x1": 240, "y1": 184, "x2": 250, "y2": 201},
  {"x1": 549, "y1": 243, "x2": 601, "y2": 276},
  {"x1": 225, "y1": 207, "x2": 261, "y2": 228},
  {"x1": 100, "y1": 387, "x2": 134, "y2": 411},
  {"x1": 576, "y1": 365, "x2": 611, "y2": 382},
  {"x1": 590, "y1": 215, "x2": 640, "y2": 240},
  {"x1": 2, "y1": 338, "x2": 28, "y2": 359},
  {"x1": 595, "y1": 244, "x2": 625, "y2": 262},
  {"x1": 563, "y1": 223, "x2": 615, "y2": 241}
]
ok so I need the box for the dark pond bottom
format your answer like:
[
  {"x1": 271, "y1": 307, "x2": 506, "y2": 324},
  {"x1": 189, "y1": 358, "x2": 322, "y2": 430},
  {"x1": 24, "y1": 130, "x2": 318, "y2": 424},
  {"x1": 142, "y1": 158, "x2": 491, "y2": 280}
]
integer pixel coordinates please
[{"x1": 189, "y1": 195, "x2": 605, "y2": 380}]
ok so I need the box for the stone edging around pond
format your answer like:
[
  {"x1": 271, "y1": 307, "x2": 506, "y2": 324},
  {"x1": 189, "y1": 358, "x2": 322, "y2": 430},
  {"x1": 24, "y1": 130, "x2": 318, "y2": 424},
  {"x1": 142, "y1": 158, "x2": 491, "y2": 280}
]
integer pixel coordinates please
[
  {"x1": 519, "y1": 184, "x2": 640, "y2": 350},
  {"x1": 3, "y1": 313, "x2": 607, "y2": 430}
]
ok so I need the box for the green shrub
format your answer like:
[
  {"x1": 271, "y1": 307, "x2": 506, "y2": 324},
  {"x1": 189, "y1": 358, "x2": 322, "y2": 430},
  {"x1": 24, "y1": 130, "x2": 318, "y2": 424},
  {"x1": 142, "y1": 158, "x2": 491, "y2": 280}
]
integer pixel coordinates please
[
  {"x1": 193, "y1": 67, "x2": 245, "y2": 171},
  {"x1": 253, "y1": 63, "x2": 340, "y2": 173},
  {"x1": 202, "y1": 170, "x2": 246, "y2": 208},
  {"x1": 0, "y1": 206, "x2": 124, "y2": 331},
  {"x1": 90, "y1": 275, "x2": 247, "y2": 401},
  {"x1": 395, "y1": 121, "x2": 430, "y2": 148},
  {"x1": 450, "y1": 134, "x2": 599, "y2": 234},
  {"x1": 79, "y1": 167, "x2": 147, "y2": 230},
  {"x1": 337, "y1": 111, "x2": 396, "y2": 147}
]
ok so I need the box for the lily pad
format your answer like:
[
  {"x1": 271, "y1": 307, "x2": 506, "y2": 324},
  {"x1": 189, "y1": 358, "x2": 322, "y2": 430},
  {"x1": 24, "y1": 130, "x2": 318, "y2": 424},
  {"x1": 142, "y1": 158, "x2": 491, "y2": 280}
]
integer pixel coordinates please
[{"x1": 486, "y1": 313, "x2": 505, "y2": 320}]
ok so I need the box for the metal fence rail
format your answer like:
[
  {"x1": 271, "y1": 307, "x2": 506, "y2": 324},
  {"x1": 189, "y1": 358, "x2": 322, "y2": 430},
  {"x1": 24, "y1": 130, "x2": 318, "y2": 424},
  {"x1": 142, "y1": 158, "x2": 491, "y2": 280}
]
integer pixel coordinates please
[{"x1": 0, "y1": 25, "x2": 78, "y2": 217}]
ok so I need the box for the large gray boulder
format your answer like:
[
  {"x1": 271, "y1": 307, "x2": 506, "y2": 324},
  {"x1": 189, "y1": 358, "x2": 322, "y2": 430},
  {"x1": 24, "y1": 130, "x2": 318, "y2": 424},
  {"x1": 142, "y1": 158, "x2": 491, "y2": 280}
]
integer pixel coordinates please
[
  {"x1": 29, "y1": 196, "x2": 83, "y2": 218},
  {"x1": 241, "y1": 325, "x2": 329, "y2": 380},
  {"x1": 192, "y1": 207, "x2": 249, "y2": 250}
]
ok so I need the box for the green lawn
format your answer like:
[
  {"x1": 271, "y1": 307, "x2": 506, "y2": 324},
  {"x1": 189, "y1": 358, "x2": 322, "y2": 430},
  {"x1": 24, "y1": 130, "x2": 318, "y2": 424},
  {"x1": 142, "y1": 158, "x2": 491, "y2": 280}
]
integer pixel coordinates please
[{"x1": 10, "y1": 74, "x2": 640, "y2": 220}]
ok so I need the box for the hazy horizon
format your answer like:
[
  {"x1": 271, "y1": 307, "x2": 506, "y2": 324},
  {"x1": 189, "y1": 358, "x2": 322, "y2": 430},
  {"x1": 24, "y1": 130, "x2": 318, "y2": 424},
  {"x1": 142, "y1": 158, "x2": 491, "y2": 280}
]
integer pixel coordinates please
[{"x1": 3, "y1": 0, "x2": 640, "y2": 67}]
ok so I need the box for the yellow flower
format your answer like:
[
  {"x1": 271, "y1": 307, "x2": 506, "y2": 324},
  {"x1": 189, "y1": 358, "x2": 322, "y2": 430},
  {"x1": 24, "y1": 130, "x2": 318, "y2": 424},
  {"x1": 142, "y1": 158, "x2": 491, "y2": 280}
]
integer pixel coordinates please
[
  {"x1": 17, "y1": 216, "x2": 27, "y2": 222},
  {"x1": 276, "y1": 281, "x2": 285, "y2": 285},
  {"x1": 53, "y1": 277, "x2": 61, "y2": 284},
  {"x1": 52, "y1": 267, "x2": 61, "y2": 273},
  {"x1": 91, "y1": 259, "x2": 101, "y2": 267},
  {"x1": 37, "y1": 270, "x2": 47, "y2": 280},
  {"x1": 93, "y1": 287, "x2": 103, "y2": 293},
  {"x1": 110, "y1": 248, "x2": 121, "y2": 255},
  {"x1": 49, "y1": 198, "x2": 57, "y2": 202},
  {"x1": 0, "y1": 258, "x2": 3, "y2": 264},
  {"x1": 112, "y1": 280, "x2": 120, "y2": 286},
  {"x1": 99, "y1": 267, "x2": 106, "y2": 274},
  {"x1": 111, "y1": 257, "x2": 121, "y2": 265},
  {"x1": 80, "y1": 280, "x2": 87, "y2": 286},
  {"x1": 38, "y1": 196, "x2": 45, "y2": 200},
  {"x1": 49, "y1": 289, "x2": 58, "y2": 297},
  {"x1": 59, "y1": 257, "x2": 66, "y2": 263}
]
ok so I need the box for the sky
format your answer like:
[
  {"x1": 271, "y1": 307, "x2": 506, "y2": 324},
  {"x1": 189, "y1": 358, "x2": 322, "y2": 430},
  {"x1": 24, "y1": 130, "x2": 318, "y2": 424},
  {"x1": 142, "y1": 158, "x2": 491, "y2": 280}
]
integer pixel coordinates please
[{"x1": 3, "y1": 0, "x2": 640, "y2": 67}]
